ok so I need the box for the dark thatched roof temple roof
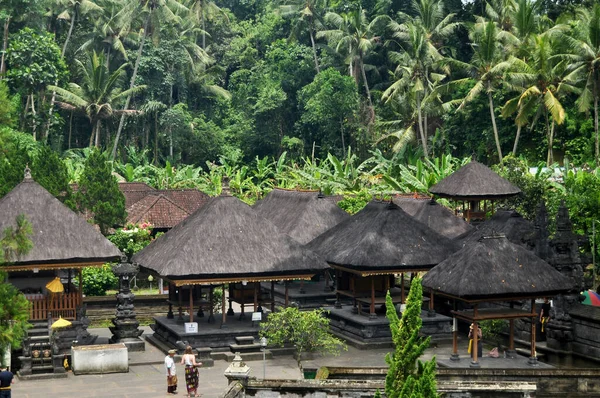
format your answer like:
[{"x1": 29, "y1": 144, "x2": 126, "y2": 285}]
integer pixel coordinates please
[
  {"x1": 422, "y1": 235, "x2": 573, "y2": 302},
  {"x1": 393, "y1": 196, "x2": 429, "y2": 216},
  {"x1": 0, "y1": 173, "x2": 122, "y2": 270},
  {"x1": 407, "y1": 199, "x2": 472, "y2": 239},
  {"x1": 306, "y1": 200, "x2": 458, "y2": 274},
  {"x1": 455, "y1": 210, "x2": 535, "y2": 248},
  {"x1": 253, "y1": 188, "x2": 350, "y2": 245},
  {"x1": 429, "y1": 161, "x2": 522, "y2": 200},
  {"x1": 132, "y1": 195, "x2": 329, "y2": 286}
]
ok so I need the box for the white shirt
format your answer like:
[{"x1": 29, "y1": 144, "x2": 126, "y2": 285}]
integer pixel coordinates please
[{"x1": 165, "y1": 356, "x2": 176, "y2": 376}]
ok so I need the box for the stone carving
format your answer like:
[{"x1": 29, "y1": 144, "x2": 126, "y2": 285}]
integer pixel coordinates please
[{"x1": 109, "y1": 262, "x2": 145, "y2": 351}]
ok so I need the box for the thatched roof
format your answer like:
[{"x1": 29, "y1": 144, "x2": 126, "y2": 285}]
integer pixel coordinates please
[
  {"x1": 456, "y1": 210, "x2": 535, "y2": 248},
  {"x1": 0, "y1": 175, "x2": 122, "y2": 270},
  {"x1": 132, "y1": 195, "x2": 329, "y2": 285},
  {"x1": 429, "y1": 161, "x2": 521, "y2": 200},
  {"x1": 306, "y1": 200, "x2": 458, "y2": 273},
  {"x1": 409, "y1": 199, "x2": 473, "y2": 239},
  {"x1": 422, "y1": 235, "x2": 572, "y2": 302},
  {"x1": 126, "y1": 194, "x2": 191, "y2": 229},
  {"x1": 253, "y1": 188, "x2": 350, "y2": 245},
  {"x1": 393, "y1": 196, "x2": 430, "y2": 216}
]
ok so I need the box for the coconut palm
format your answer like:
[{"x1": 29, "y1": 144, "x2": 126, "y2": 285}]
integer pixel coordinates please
[
  {"x1": 183, "y1": 0, "x2": 227, "y2": 49},
  {"x1": 48, "y1": 51, "x2": 145, "y2": 147},
  {"x1": 318, "y1": 8, "x2": 380, "y2": 111},
  {"x1": 279, "y1": 0, "x2": 328, "y2": 73},
  {"x1": 561, "y1": 4, "x2": 600, "y2": 165},
  {"x1": 111, "y1": 0, "x2": 189, "y2": 159}
]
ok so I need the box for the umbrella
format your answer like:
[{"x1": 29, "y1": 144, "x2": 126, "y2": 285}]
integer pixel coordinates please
[
  {"x1": 581, "y1": 290, "x2": 600, "y2": 306},
  {"x1": 51, "y1": 316, "x2": 72, "y2": 329},
  {"x1": 46, "y1": 277, "x2": 64, "y2": 293}
]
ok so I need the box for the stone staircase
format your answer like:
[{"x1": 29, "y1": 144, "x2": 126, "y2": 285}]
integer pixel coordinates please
[
  {"x1": 219, "y1": 336, "x2": 273, "y2": 362},
  {"x1": 18, "y1": 320, "x2": 57, "y2": 377}
]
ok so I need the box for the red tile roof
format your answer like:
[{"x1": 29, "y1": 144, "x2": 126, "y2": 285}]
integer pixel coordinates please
[
  {"x1": 157, "y1": 189, "x2": 211, "y2": 214},
  {"x1": 126, "y1": 194, "x2": 191, "y2": 229}
]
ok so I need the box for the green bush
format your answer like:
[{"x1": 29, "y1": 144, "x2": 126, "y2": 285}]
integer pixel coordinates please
[{"x1": 79, "y1": 264, "x2": 118, "y2": 296}]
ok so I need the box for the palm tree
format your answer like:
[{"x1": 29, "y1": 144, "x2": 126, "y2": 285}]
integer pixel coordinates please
[
  {"x1": 443, "y1": 20, "x2": 515, "y2": 164},
  {"x1": 111, "y1": 0, "x2": 189, "y2": 159},
  {"x1": 318, "y1": 8, "x2": 380, "y2": 111},
  {"x1": 48, "y1": 51, "x2": 145, "y2": 147},
  {"x1": 183, "y1": 0, "x2": 227, "y2": 49},
  {"x1": 504, "y1": 32, "x2": 578, "y2": 165},
  {"x1": 561, "y1": 4, "x2": 600, "y2": 165},
  {"x1": 279, "y1": 0, "x2": 327, "y2": 73}
]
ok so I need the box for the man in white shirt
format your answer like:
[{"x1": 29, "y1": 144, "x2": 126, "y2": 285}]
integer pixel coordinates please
[{"x1": 165, "y1": 349, "x2": 178, "y2": 394}]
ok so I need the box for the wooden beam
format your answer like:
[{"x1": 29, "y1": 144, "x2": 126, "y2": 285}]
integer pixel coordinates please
[
  {"x1": 370, "y1": 276, "x2": 375, "y2": 317},
  {"x1": 189, "y1": 286, "x2": 194, "y2": 323}
]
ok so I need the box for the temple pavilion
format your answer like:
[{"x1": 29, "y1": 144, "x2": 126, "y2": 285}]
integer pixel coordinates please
[
  {"x1": 429, "y1": 161, "x2": 521, "y2": 222},
  {"x1": 131, "y1": 192, "x2": 329, "y2": 349}
]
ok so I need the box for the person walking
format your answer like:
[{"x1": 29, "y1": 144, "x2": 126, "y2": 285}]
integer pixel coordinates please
[
  {"x1": 181, "y1": 346, "x2": 202, "y2": 397},
  {"x1": 0, "y1": 365, "x2": 14, "y2": 398},
  {"x1": 165, "y1": 349, "x2": 178, "y2": 394}
]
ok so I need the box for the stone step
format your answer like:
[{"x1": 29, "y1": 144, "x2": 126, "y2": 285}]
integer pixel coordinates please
[
  {"x1": 229, "y1": 343, "x2": 262, "y2": 353},
  {"x1": 28, "y1": 327, "x2": 50, "y2": 337},
  {"x1": 29, "y1": 335, "x2": 51, "y2": 343},
  {"x1": 220, "y1": 350, "x2": 273, "y2": 362},
  {"x1": 235, "y1": 336, "x2": 255, "y2": 345}
]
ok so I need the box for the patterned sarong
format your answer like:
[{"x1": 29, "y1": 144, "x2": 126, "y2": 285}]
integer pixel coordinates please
[{"x1": 185, "y1": 366, "x2": 199, "y2": 393}]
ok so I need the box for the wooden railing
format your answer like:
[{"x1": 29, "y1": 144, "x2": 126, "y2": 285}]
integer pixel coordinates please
[{"x1": 28, "y1": 292, "x2": 81, "y2": 320}]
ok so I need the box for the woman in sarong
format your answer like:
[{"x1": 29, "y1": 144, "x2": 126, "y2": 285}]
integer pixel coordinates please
[{"x1": 181, "y1": 345, "x2": 202, "y2": 397}]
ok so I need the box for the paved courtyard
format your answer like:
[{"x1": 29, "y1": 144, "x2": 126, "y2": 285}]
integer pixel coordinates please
[{"x1": 13, "y1": 327, "x2": 548, "y2": 398}]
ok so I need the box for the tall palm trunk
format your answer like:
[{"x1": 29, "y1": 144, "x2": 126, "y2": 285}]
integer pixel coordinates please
[
  {"x1": 547, "y1": 119, "x2": 555, "y2": 166},
  {"x1": 95, "y1": 119, "x2": 102, "y2": 147},
  {"x1": 201, "y1": 6, "x2": 206, "y2": 49},
  {"x1": 112, "y1": 14, "x2": 150, "y2": 159},
  {"x1": 309, "y1": 24, "x2": 320, "y2": 73},
  {"x1": 30, "y1": 93, "x2": 37, "y2": 140},
  {"x1": 45, "y1": 10, "x2": 77, "y2": 141},
  {"x1": 594, "y1": 81, "x2": 599, "y2": 166},
  {"x1": 416, "y1": 93, "x2": 428, "y2": 157},
  {"x1": 0, "y1": 17, "x2": 10, "y2": 77},
  {"x1": 359, "y1": 54, "x2": 372, "y2": 109},
  {"x1": 487, "y1": 82, "x2": 503, "y2": 164},
  {"x1": 68, "y1": 111, "x2": 73, "y2": 149},
  {"x1": 512, "y1": 124, "x2": 521, "y2": 155}
]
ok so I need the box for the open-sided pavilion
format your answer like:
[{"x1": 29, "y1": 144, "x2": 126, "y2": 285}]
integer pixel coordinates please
[
  {"x1": 422, "y1": 234, "x2": 572, "y2": 367},
  {"x1": 131, "y1": 193, "x2": 329, "y2": 349}
]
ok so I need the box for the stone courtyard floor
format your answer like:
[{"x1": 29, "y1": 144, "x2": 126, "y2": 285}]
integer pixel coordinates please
[{"x1": 14, "y1": 326, "x2": 550, "y2": 398}]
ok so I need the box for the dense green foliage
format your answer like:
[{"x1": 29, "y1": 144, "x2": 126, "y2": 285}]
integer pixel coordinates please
[
  {"x1": 260, "y1": 306, "x2": 347, "y2": 367},
  {"x1": 78, "y1": 264, "x2": 118, "y2": 296},
  {"x1": 385, "y1": 277, "x2": 437, "y2": 398},
  {"x1": 0, "y1": 215, "x2": 34, "y2": 365},
  {"x1": 75, "y1": 149, "x2": 126, "y2": 234},
  {"x1": 107, "y1": 222, "x2": 155, "y2": 261}
]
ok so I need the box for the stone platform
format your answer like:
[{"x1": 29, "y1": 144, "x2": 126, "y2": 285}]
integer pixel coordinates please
[
  {"x1": 150, "y1": 315, "x2": 268, "y2": 350},
  {"x1": 260, "y1": 280, "x2": 339, "y2": 309},
  {"x1": 325, "y1": 305, "x2": 452, "y2": 349}
]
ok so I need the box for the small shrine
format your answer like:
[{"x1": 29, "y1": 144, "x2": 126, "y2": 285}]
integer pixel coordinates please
[{"x1": 109, "y1": 262, "x2": 145, "y2": 351}]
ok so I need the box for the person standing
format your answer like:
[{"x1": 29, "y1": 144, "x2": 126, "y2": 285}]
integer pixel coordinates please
[
  {"x1": 540, "y1": 298, "x2": 551, "y2": 341},
  {"x1": 468, "y1": 323, "x2": 483, "y2": 359},
  {"x1": 165, "y1": 349, "x2": 178, "y2": 394},
  {"x1": 0, "y1": 365, "x2": 14, "y2": 398},
  {"x1": 181, "y1": 346, "x2": 202, "y2": 397}
]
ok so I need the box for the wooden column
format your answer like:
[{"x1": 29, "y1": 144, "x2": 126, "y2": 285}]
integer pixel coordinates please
[
  {"x1": 401, "y1": 273, "x2": 405, "y2": 304},
  {"x1": 530, "y1": 299, "x2": 537, "y2": 364},
  {"x1": 253, "y1": 282, "x2": 258, "y2": 312},
  {"x1": 220, "y1": 284, "x2": 227, "y2": 328},
  {"x1": 178, "y1": 287, "x2": 183, "y2": 320},
  {"x1": 189, "y1": 286, "x2": 194, "y2": 323},
  {"x1": 208, "y1": 286, "x2": 215, "y2": 323},
  {"x1": 284, "y1": 282, "x2": 289, "y2": 307},
  {"x1": 369, "y1": 276, "x2": 376, "y2": 318},
  {"x1": 509, "y1": 319, "x2": 515, "y2": 351},
  {"x1": 240, "y1": 283, "x2": 246, "y2": 319},
  {"x1": 78, "y1": 269, "x2": 83, "y2": 303},
  {"x1": 450, "y1": 299, "x2": 459, "y2": 361},
  {"x1": 429, "y1": 289, "x2": 434, "y2": 312},
  {"x1": 270, "y1": 281, "x2": 275, "y2": 312},
  {"x1": 471, "y1": 305, "x2": 480, "y2": 367}
]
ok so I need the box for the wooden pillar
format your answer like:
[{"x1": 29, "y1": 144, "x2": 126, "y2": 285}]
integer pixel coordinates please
[
  {"x1": 451, "y1": 300, "x2": 459, "y2": 361},
  {"x1": 324, "y1": 271, "x2": 330, "y2": 292},
  {"x1": 401, "y1": 273, "x2": 405, "y2": 304},
  {"x1": 178, "y1": 286, "x2": 183, "y2": 320},
  {"x1": 208, "y1": 286, "x2": 215, "y2": 323},
  {"x1": 78, "y1": 269, "x2": 83, "y2": 304},
  {"x1": 530, "y1": 298, "x2": 537, "y2": 363},
  {"x1": 189, "y1": 285, "x2": 194, "y2": 323},
  {"x1": 240, "y1": 283, "x2": 246, "y2": 319},
  {"x1": 284, "y1": 282, "x2": 289, "y2": 307},
  {"x1": 471, "y1": 305, "x2": 480, "y2": 367},
  {"x1": 509, "y1": 319, "x2": 515, "y2": 351},
  {"x1": 220, "y1": 284, "x2": 227, "y2": 327},
  {"x1": 429, "y1": 289, "x2": 434, "y2": 312},
  {"x1": 253, "y1": 282, "x2": 258, "y2": 312},
  {"x1": 270, "y1": 281, "x2": 275, "y2": 312},
  {"x1": 369, "y1": 276, "x2": 376, "y2": 318}
]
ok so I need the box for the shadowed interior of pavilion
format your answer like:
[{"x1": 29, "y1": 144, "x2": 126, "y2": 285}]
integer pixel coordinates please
[
  {"x1": 429, "y1": 160, "x2": 522, "y2": 223},
  {"x1": 0, "y1": 169, "x2": 123, "y2": 375},
  {"x1": 132, "y1": 192, "x2": 329, "y2": 350},
  {"x1": 422, "y1": 234, "x2": 573, "y2": 368},
  {"x1": 253, "y1": 188, "x2": 350, "y2": 308},
  {"x1": 306, "y1": 200, "x2": 459, "y2": 347}
]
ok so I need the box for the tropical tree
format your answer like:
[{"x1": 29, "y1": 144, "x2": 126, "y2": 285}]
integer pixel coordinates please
[
  {"x1": 562, "y1": 4, "x2": 600, "y2": 165},
  {"x1": 111, "y1": 0, "x2": 189, "y2": 159},
  {"x1": 184, "y1": 0, "x2": 227, "y2": 49},
  {"x1": 48, "y1": 50, "x2": 145, "y2": 147},
  {"x1": 444, "y1": 20, "x2": 514, "y2": 164},
  {"x1": 318, "y1": 8, "x2": 380, "y2": 113},
  {"x1": 279, "y1": 0, "x2": 327, "y2": 72}
]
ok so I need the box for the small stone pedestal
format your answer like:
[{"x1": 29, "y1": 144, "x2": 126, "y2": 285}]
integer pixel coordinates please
[
  {"x1": 109, "y1": 263, "x2": 145, "y2": 351},
  {"x1": 224, "y1": 352, "x2": 251, "y2": 385}
]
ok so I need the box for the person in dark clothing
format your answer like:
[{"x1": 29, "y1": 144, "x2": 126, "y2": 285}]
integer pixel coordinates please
[{"x1": 0, "y1": 365, "x2": 14, "y2": 398}]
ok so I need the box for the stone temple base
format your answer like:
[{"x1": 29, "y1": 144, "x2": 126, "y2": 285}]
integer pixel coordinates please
[
  {"x1": 112, "y1": 337, "x2": 146, "y2": 352},
  {"x1": 326, "y1": 305, "x2": 452, "y2": 349}
]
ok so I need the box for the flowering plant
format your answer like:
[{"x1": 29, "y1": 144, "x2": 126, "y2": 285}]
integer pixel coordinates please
[{"x1": 109, "y1": 222, "x2": 154, "y2": 261}]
